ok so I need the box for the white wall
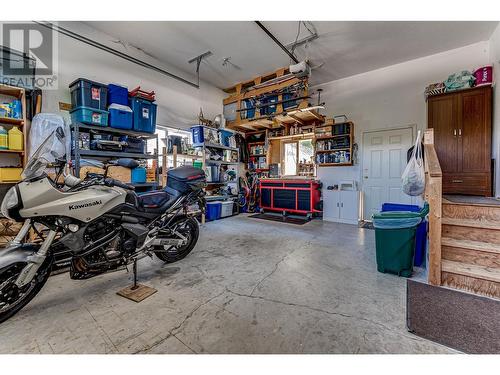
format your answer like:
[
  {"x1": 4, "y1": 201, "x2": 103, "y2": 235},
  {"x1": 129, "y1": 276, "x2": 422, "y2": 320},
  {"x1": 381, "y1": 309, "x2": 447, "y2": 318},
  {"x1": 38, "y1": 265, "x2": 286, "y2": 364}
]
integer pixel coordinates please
[
  {"x1": 1, "y1": 21, "x2": 224, "y2": 129},
  {"x1": 313, "y1": 41, "x2": 492, "y2": 204},
  {"x1": 490, "y1": 23, "x2": 500, "y2": 197}
]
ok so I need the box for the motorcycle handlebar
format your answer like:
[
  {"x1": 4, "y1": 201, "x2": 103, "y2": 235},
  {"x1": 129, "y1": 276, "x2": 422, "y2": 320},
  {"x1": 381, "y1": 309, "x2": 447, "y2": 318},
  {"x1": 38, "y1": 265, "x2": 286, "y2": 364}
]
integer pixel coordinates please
[{"x1": 104, "y1": 178, "x2": 135, "y2": 191}]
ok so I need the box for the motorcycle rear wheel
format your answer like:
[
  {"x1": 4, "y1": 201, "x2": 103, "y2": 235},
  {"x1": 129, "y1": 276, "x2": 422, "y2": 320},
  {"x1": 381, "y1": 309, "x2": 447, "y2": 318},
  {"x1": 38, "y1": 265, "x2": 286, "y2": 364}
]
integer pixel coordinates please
[
  {"x1": 154, "y1": 217, "x2": 199, "y2": 263},
  {"x1": 0, "y1": 257, "x2": 53, "y2": 324}
]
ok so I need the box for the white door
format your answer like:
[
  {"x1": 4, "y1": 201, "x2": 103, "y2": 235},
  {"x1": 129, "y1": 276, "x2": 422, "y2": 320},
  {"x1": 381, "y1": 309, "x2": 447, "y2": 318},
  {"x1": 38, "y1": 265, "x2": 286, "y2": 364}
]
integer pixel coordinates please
[{"x1": 362, "y1": 128, "x2": 414, "y2": 220}]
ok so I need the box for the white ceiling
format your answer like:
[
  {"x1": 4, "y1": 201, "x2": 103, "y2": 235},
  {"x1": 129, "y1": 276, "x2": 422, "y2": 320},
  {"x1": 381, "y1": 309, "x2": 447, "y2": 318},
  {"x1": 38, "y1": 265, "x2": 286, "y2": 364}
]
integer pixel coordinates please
[{"x1": 85, "y1": 21, "x2": 498, "y2": 89}]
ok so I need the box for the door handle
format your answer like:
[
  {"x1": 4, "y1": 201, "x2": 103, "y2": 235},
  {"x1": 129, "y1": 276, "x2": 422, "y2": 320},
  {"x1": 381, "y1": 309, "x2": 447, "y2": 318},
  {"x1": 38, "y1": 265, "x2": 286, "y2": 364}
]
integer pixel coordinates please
[
  {"x1": 453, "y1": 129, "x2": 457, "y2": 136},
  {"x1": 341, "y1": 202, "x2": 344, "y2": 208},
  {"x1": 458, "y1": 129, "x2": 462, "y2": 136},
  {"x1": 452, "y1": 179, "x2": 463, "y2": 183},
  {"x1": 337, "y1": 202, "x2": 339, "y2": 207}
]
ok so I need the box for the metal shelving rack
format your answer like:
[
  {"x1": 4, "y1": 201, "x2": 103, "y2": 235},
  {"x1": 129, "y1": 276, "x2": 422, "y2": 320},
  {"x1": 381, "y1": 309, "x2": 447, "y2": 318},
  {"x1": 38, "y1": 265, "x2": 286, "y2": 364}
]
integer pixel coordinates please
[
  {"x1": 197, "y1": 136, "x2": 240, "y2": 203},
  {"x1": 71, "y1": 123, "x2": 159, "y2": 190}
]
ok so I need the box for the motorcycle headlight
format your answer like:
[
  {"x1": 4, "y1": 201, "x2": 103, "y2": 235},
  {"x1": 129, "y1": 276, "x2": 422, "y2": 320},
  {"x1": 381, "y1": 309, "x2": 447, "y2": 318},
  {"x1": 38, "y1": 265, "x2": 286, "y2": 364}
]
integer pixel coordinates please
[{"x1": 1, "y1": 187, "x2": 19, "y2": 219}]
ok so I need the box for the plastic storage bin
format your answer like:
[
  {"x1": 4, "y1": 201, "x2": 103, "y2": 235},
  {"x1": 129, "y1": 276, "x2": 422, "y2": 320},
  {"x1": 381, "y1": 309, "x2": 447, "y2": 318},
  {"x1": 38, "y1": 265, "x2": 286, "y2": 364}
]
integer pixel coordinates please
[
  {"x1": 191, "y1": 125, "x2": 219, "y2": 146},
  {"x1": 219, "y1": 129, "x2": 235, "y2": 147},
  {"x1": 70, "y1": 78, "x2": 108, "y2": 110},
  {"x1": 0, "y1": 167, "x2": 22, "y2": 182},
  {"x1": 206, "y1": 202, "x2": 222, "y2": 221},
  {"x1": 108, "y1": 103, "x2": 133, "y2": 130},
  {"x1": 130, "y1": 97, "x2": 157, "y2": 133},
  {"x1": 108, "y1": 84, "x2": 129, "y2": 106},
  {"x1": 131, "y1": 167, "x2": 147, "y2": 184},
  {"x1": 70, "y1": 106, "x2": 109, "y2": 127},
  {"x1": 372, "y1": 204, "x2": 428, "y2": 277},
  {"x1": 381, "y1": 203, "x2": 427, "y2": 267},
  {"x1": 220, "y1": 201, "x2": 234, "y2": 218}
]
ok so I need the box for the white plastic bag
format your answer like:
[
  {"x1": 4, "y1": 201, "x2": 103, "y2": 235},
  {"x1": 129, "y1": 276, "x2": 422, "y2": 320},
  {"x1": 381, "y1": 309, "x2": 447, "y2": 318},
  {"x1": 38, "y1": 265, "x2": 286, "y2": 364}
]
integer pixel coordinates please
[{"x1": 402, "y1": 130, "x2": 425, "y2": 196}]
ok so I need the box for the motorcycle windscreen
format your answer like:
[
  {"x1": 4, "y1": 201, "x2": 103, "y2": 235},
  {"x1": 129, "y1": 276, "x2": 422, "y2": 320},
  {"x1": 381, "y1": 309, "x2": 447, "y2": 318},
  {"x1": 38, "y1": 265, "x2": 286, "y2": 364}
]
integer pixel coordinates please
[{"x1": 22, "y1": 127, "x2": 67, "y2": 180}]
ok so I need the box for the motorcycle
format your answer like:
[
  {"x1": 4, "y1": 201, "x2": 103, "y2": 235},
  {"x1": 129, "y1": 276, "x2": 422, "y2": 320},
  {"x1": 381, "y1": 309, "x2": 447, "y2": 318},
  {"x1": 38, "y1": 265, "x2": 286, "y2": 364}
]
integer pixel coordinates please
[{"x1": 0, "y1": 127, "x2": 206, "y2": 323}]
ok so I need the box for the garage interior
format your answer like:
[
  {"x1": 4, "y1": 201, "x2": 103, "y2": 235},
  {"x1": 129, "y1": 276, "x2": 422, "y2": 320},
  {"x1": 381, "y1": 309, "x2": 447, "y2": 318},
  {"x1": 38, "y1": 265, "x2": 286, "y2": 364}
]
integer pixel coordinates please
[{"x1": 1, "y1": 19, "x2": 500, "y2": 355}]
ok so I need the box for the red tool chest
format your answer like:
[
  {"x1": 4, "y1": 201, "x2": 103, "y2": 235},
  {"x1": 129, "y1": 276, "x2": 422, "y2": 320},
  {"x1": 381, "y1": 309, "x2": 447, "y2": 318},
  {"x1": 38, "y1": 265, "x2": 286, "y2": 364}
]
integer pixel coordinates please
[{"x1": 259, "y1": 178, "x2": 322, "y2": 216}]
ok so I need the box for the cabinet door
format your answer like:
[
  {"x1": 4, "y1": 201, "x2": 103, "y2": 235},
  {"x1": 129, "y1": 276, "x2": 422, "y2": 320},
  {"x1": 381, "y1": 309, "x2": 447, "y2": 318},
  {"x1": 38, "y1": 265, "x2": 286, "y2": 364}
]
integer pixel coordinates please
[
  {"x1": 322, "y1": 190, "x2": 340, "y2": 221},
  {"x1": 459, "y1": 87, "x2": 492, "y2": 173},
  {"x1": 427, "y1": 94, "x2": 459, "y2": 173},
  {"x1": 339, "y1": 190, "x2": 359, "y2": 222}
]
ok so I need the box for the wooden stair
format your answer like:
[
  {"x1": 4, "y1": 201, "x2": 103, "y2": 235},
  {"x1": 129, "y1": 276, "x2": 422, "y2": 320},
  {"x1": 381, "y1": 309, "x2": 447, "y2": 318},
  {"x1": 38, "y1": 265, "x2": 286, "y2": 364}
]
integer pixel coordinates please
[{"x1": 440, "y1": 201, "x2": 500, "y2": 298}]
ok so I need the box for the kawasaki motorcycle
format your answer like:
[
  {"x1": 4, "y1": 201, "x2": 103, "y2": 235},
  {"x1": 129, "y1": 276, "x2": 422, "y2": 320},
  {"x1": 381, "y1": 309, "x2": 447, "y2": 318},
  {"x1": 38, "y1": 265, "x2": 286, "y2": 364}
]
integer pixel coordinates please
[{"x1": 0, "y1": 127, "x2": 206, "y2": 323}]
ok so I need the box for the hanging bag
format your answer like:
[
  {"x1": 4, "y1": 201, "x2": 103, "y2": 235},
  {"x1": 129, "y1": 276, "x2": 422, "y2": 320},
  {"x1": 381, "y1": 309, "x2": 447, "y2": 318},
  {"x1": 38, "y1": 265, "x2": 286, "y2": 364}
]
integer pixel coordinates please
[{"x1": 402, "y1": 130, "x2": 425, "y2": 196}]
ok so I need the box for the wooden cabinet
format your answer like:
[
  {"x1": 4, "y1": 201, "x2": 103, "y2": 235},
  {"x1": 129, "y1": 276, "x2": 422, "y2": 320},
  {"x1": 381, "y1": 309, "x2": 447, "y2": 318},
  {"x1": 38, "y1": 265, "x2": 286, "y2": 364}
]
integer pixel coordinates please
[{"x1": 427, "y1": 86, "x2": 492, "y2": 196}]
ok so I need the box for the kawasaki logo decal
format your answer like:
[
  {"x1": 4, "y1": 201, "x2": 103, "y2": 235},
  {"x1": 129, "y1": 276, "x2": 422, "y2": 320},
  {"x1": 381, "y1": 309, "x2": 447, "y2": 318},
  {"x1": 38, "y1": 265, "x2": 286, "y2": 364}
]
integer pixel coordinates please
[{"x1": 69, "y1": 200, "x2": 102, "y2": 210}]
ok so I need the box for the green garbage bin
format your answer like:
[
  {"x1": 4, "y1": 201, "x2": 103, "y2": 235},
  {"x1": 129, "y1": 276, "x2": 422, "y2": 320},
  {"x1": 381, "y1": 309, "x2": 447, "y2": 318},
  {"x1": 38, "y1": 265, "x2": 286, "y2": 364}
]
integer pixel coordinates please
[{"x1": 372, "y1": 204, "x2": 429, "y2": 277}]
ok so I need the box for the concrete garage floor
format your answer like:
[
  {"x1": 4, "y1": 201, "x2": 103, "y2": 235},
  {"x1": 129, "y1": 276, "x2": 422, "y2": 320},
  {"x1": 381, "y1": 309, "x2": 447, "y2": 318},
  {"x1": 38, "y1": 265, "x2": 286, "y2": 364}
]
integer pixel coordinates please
[{"x1": 0, "y1": 215, "x2": 455, "y2": 354}]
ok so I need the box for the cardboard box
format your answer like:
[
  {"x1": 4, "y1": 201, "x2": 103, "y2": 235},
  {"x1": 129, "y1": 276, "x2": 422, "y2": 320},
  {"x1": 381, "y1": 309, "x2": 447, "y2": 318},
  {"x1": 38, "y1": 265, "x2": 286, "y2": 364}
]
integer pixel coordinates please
[
  {"x1": 107, "y1": 166, "x2": 131, "y2": 183},
  {"x1": 79, "y1": 166, "x2": 105, "y2": 179}
]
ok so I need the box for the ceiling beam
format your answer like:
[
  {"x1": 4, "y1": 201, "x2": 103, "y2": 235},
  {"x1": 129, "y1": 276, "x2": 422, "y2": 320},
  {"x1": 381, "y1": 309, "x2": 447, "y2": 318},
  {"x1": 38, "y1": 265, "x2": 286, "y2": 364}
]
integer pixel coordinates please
[{"x1": 254, "y1": 21, "x2": 299, "y2": 64}]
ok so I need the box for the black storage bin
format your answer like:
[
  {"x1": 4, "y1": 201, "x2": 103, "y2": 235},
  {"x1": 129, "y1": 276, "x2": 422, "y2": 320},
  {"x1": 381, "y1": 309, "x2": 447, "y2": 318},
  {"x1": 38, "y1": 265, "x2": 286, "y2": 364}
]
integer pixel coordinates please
[
  {"x1": 167, "y1": 166, "x2": 206, "y2": 193},
  {"x1": 70, "y1": 78, "x2": 108, "y2": 110}
]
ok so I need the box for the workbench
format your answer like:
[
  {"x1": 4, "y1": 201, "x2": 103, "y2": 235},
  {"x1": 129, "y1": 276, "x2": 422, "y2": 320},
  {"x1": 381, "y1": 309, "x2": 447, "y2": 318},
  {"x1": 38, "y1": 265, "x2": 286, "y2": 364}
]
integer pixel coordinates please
[{"x1": 259, "y1": 178, "x2": 322, "y2": 217}]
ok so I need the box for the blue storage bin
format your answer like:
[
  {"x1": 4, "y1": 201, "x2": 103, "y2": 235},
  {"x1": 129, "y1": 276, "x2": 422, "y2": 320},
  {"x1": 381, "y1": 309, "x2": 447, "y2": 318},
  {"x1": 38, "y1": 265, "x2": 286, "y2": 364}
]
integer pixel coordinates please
[
  {"x1": 108, "y1": 104, "x2": 133, "y2": 130},
  {"x1": 108, "y1": 84, "x2": 129, "y2": 106},
  {"x1": 70, "y1": 78, "x2": 108, "y2": 110},
  {"x1": 131, "y1": 167, "x2": 147, "y2": 183},
  {"x1": 70, "y1": 106, "x2": 109, "y2": 127},
  {"x1": 381, "y1": 203, "x2": 427, "y2": 267},
  {"x1": 283, "y1": 93, "x2": 298, "y2": 110},
  {"x1": 219, "y1": 129, "x2": 234, "y2": 147},
  {"x1": 206, "y1": 202, "x2": 222, "y2": 221},
  {"x1": 240, "y1": 99, "x2": 255, "y2": 119},
  {"x1": 191, "y1": 125, "x2": 205, "y2": 146},
  {"x1": 130, "y1": 97, "x2": 157, "y2": 133},
  {"x1": 260, "y1": 95, "x2": 278, "y2": 116}
]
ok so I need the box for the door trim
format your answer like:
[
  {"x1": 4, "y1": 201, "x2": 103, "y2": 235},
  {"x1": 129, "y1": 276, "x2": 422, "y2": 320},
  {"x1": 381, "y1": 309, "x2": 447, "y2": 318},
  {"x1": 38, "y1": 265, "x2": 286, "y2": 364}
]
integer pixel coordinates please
[{"x1": 360, "y1": 124, "x2": 417, "y2": 220}]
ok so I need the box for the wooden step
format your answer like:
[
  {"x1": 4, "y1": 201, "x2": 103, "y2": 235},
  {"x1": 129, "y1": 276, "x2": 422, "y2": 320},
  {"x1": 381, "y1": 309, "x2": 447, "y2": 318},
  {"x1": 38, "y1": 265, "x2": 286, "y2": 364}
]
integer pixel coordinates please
[
  {"x1": 442, "y1": 202, "x2": 500, "y2": 222},
  {"x1": 441, "y1": 237, "x2": 500, "y2": 255},
  {"x1": 441, "y1": 217, "x2": 500, "y2": 230},
  {"x1": 442, "y1": 224, "x2": 500, "y2": 244},
  {"x1": 442, "y1": 260, "x2": 500, "y2": 284}
]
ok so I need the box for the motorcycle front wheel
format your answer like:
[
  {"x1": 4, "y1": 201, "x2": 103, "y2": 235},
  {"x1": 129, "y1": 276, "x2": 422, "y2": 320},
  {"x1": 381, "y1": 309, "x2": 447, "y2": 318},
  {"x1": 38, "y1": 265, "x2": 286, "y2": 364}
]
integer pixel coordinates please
[
  {"x1": 0, "y1": 257, "x2": 52, "y2": 324},
  {"x1": 154, "y1": 217, "x2": 199, "y2": 263}
]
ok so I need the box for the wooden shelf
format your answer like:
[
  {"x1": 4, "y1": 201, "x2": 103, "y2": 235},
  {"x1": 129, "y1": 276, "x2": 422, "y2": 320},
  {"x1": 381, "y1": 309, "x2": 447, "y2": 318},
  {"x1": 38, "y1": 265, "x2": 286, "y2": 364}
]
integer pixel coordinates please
[
  {"x1": 0, "y1": 149, "x2": 24, "y2": 154},
  {"x1": 0, "y1": 85, "x2": 24, "y2": 99},
  {"x1": 268, "y1": 132, "x2": 315, "y2": 141},
  {"x1": 0, "y1": 117, "x2": 24, "y2": 126},
  {"x1": 315, "y1": 148, "x2": 350, "y2": 153},
  {"x1": 317, "y1": 162, "x2": 353, "y2": 167},
  {"x1": 315, "y1": 134, "x2": 350, "y2": 140}
]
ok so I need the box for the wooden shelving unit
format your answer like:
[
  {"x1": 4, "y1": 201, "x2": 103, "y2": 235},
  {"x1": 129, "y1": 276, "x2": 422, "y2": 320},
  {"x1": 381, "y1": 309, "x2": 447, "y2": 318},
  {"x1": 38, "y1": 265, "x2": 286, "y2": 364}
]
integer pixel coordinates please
[
  {"x1": 223, "y1": 67, "x2": 316, "y2": 132},
  {"x1": 314, "y1": 122, "x2": 354, "y2": 167},
  {"x1": 0, "y1": 84, "x2": 28, "y2": 184}
]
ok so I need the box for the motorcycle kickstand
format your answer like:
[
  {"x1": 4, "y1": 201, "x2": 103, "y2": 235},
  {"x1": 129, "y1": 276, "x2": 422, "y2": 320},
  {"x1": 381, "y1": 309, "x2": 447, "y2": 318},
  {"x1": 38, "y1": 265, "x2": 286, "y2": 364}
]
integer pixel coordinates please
[{"x1": 132, "y1": 258, "x2": 138, "y2": 290}]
